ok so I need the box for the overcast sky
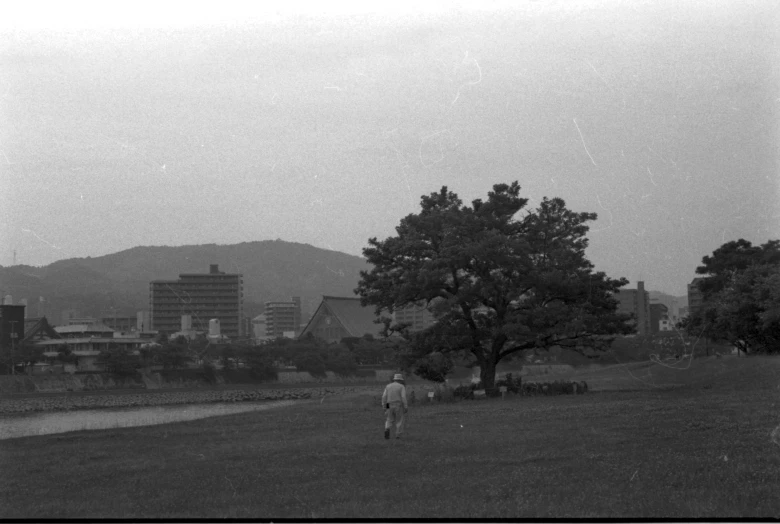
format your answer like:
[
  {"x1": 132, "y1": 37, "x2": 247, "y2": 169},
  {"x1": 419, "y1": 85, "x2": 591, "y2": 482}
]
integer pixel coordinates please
[{"x1": 1, "y1": 0, "x2": 778, "y2": 296}]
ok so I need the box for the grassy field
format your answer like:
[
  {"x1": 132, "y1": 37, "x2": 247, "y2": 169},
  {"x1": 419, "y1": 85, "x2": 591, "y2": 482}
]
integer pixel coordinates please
[{"x1": 2, "y1": 356, "x2": 779, "y2": 519}]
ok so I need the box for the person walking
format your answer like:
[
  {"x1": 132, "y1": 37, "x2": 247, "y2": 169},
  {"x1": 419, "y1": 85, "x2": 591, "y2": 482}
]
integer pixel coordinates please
[{"x1": 382, "y1": 373, "x2": 408, "y2": 439}]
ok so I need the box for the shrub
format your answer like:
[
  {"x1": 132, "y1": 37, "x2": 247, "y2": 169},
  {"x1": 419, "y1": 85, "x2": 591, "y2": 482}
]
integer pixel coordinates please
[
  {"x1": 199, "y1": 362, "x2": 218, "y2": 385},
  {"x1": 458, "y1": 377, "x2": 588, "y2": 398},
  {"x1": 293, "y1": 352, "x2": 327, "y2": 379},
  {"x1": 244, "y1": 353, "x2": 278, "y2": 382},
  {"x1": 325, "y1": 349, "x2": 359, "y2": 377},
  {"x1": 495, "y1": 372, "x2": 522, "y2": 393},
  {"x1": 453, "y1": 384, "x2": 476, "y2": 400}
]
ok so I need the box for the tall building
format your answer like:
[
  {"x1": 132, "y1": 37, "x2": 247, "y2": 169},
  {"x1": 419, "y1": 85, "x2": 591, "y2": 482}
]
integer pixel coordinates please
[
  {"x1": 265, "y1": 297, "x2": 301, "y2": 339},
  {"x1": 149, "y1": 264, "x2": 244, "y2": 338},
  {"x1": 617, "y1": 281, "x2": 650, "y2": 336},
  {"x1": 687, "y1": 277, "x2": 706, "y2": 317}
]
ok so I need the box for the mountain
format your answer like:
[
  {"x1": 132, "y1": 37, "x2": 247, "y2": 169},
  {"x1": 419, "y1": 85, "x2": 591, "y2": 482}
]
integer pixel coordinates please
[{"x1": 0, "y1": 240, "x2": 371, "y2": 324}]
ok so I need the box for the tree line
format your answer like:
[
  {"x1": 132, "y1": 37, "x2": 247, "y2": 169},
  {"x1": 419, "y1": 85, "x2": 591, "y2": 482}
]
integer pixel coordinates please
[{"x1": 87, "y1": 332, "x2": 401, "y2": 380}]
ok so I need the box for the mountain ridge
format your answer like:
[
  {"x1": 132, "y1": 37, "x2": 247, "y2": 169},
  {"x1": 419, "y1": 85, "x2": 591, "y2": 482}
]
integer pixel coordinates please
[{"x1": 0, "y1": 240, "x2": 370, "y2": 324}]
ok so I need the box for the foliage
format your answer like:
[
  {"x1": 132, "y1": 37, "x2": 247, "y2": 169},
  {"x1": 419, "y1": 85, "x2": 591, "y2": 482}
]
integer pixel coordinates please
[
  {"x1": 459, "y1": 377, "x2": 587, "y2": 397},
  {"x1": 356, "y1": 182, "x2": 634, "y2": 390},
  {"x1": 157, "y1": 338, "x2": 194, "y2": 370},
  {"x1": 55, "y1": 345, "x2": 78, "y2": 365},
  {"x1": 408, "y1": 351, "x2": 453, "y2": 383},
  {"x1": 496, "y1": 372, "x2": 523, "y2": 393},
  {"x1": 8, "y1": 344, "x2": 45, "y2": 371},
  {"x1": 95, "y1": 345, "x2": 141, "y2": 377},
  {"x1": 219, "y1": 345, "x2": 238, "y2": 370},
  {"x1": 322, "y1": 347, "x2": 359, "y2": 377},
  {"x1": 199, "y1": 361, "x2": 218, "y2": 384},
  {"x1": 241, "y1": 349, "x2": 278, "y2": 381},
  {"x1": 348, "y1": 336, "x2": 397, "y2": 366},
  {"x1": 687, "y1": 239, "x2": 780, "y2": 353},
  {"x1": 292, "y1": 351, "x2": 327, "y2": 379},
  {"x1": 261, "y1": 336, "x2": 361, "y2": 377}
]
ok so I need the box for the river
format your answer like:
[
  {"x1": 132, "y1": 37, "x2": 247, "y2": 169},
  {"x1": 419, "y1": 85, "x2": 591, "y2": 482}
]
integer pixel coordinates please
[{"x1": 0, "y1": 400, "x2": 296, "y2": 440}]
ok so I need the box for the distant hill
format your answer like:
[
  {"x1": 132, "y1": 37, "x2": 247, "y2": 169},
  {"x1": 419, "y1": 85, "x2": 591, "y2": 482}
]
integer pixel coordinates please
[{"x1": 0, "y1": 241, "x2": 371, "y2": 325}]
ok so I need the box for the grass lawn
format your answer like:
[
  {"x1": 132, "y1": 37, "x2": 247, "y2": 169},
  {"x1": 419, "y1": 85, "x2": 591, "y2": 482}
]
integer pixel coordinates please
[{"x1": 2, "y1": 356, "x2": 780, "y2": 519}]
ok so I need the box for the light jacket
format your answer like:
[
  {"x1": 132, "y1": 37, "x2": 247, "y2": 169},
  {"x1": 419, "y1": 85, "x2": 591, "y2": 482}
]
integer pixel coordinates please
[{"x1": 382, "y1": 381, "x2": 407, "y2": 409}]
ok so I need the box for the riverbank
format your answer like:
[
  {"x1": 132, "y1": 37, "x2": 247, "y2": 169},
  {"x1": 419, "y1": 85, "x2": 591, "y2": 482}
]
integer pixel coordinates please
[
  {"x1": 0, "y1": 399, "x2": 300, "y2": 440},
  {"x1": 0, "y1": 385, "x2": 378, "y2": 415}
]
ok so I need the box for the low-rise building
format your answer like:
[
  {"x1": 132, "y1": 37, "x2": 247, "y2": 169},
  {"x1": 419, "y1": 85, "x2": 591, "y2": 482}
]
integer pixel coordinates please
[{"x1": 27, "y1": 321, "x2": 150, "y2": 372}]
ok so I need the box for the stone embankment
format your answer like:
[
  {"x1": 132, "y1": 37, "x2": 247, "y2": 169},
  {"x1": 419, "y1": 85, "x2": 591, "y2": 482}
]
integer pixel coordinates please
[{"x1": 0, "y1": 386, "x2": 375, "y2": 415}]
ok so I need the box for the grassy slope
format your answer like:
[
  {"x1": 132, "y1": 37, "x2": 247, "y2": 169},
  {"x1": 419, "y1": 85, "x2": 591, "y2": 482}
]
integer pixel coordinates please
[{"x1": 1, "y1": 356, "x2": 779, "y2": 519}]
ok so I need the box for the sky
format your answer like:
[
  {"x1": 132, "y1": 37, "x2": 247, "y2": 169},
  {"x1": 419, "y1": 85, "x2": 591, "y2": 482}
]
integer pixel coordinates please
[{"x1": 1, "y1": 0, "x2": 778, "y2": 296}]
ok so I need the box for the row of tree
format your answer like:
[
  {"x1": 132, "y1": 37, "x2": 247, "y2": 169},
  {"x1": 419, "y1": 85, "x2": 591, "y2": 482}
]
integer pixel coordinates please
[
  {"x1": 88, "y1": 332, "x2": 401, "y2": 380},
  {"x1": 682, "y1": 239, "x2": 780, "y2": 354}
]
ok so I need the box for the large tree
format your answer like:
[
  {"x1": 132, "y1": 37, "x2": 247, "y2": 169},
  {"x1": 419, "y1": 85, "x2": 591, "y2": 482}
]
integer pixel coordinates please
[
  {"x1": 356, "y1": 182, "x2": 633, "y2": 390},
  {"x1": 694, "y1": 239, "x2": 780, "y2": 299},
  {"x1": 688, "y1": 239, "x2": 780, "y2": 353}
]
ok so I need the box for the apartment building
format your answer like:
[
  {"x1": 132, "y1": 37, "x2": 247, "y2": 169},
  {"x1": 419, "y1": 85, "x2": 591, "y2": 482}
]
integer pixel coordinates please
[
  {"x1": 149, "y1": 264, "x2": 244, "y2": 338},
  {"x1": 265, "y1": 297, "x2": 301, "y2": 339}
]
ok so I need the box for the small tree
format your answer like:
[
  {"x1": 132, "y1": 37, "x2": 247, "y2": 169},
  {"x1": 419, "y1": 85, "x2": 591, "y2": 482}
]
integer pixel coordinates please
[
  {"x1": 55, "y1": 345, "x2": 78, "y2": 365},
  {"x1": 408, "y1": 351, "x2": 453, "y2": 383},
  {"x1": 158, "y1": 340, "x2": 193, "y2": 370}
]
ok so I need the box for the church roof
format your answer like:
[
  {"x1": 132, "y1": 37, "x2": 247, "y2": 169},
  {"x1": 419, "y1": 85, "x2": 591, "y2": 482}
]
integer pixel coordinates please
[
  {"x1": 300, "y1": 296, "x2": 385, "y2": 339},
  {"x1": 22, "y1": 317, "x2": 62, "y2": 344}
]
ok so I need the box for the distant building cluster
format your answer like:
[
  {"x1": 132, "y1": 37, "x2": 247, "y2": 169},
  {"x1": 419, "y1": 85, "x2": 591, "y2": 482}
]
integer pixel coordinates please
[{"x1": 0, "y1": 262, "x2": 444, "y2": 375}]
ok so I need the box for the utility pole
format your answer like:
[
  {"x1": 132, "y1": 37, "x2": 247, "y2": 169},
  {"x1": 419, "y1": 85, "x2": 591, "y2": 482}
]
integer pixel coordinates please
[{"x1": 9, "y1": 320, "x2": 18, "y2": 375}]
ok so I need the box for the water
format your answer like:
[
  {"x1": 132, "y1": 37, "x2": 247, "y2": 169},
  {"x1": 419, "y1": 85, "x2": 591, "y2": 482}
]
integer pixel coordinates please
[{"x1": 0, "y1": 400, "x2": 296, "y2": 440}]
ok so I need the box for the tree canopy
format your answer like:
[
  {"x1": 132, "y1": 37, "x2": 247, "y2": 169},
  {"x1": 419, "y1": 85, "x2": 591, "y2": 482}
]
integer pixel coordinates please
[
  {"x1": 355, "y1": 182, "x2": 633, "y2": 390},
  {"x1": 687, "y1": 239, "x2": 780, "y2": 353}
]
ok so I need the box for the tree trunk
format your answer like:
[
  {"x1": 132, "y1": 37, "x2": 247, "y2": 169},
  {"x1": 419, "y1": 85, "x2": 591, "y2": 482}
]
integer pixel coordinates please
[{"x1": 480, "y1": 358, "x2": 498, "y2": 394}]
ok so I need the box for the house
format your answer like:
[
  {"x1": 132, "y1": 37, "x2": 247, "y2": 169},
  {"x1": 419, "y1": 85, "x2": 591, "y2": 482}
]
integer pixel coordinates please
[{"x1": 298, "y1": 296, "x2": 388, "y2": 343}]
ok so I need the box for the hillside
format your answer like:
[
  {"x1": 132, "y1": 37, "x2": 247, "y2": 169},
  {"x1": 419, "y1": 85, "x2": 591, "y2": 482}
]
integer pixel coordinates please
[{"x1": 0, "y1": 241, "x2": 370, "y2": 324}]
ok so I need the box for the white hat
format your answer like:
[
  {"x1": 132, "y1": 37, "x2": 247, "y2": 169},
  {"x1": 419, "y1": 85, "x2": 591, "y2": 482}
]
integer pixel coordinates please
[{"x1": 393, "y1": 373, "x2": 404, "y2": 381}]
